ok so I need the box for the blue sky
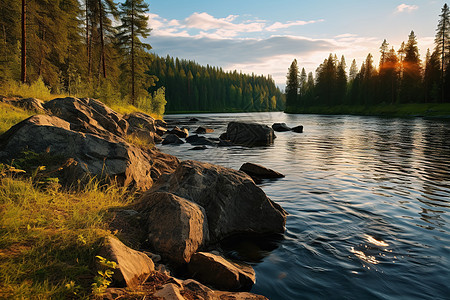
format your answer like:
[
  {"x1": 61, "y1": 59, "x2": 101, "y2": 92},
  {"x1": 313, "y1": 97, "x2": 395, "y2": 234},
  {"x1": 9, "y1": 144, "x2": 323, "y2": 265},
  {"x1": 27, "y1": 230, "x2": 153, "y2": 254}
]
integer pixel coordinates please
[{"x1": 143, "y1": 0, "x2": 444, "y2": 86}]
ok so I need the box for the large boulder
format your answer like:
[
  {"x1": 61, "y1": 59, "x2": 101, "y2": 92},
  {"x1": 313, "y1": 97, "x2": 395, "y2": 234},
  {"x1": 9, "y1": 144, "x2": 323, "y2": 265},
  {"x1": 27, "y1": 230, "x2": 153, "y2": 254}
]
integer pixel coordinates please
[
  {"x1": 0, "y1": 115, "x2": 179, "y2": 190},
  {"x1": 150, "y1": 160, "x2": 286, "y2": 242},
  {"x1": 137, "y1": 192, "x2": 209, "y2": 265},
  {"x1": 43, "y1": 97, "x2": 128, "y2": 140},
  {"x1": 188, "y1": 252, "x2": 255, "y2": 291},
  {"x1": 98, "y1": 236, "x2": 155, "y2": 288},
  {"x1": 222, "y1": 122, "x2": 276, "y2": 146}
]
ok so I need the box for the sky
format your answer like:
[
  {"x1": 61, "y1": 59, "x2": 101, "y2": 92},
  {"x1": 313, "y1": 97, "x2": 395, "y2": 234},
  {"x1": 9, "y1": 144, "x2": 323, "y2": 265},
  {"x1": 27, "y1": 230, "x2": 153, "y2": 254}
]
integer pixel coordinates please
[{"x1": 142, "y1": 0, "x2": 445, "y2": 88}]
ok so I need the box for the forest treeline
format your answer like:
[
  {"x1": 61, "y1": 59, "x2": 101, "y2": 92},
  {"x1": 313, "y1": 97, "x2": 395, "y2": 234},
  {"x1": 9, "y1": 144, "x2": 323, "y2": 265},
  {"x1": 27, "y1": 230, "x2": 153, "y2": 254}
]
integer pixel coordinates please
[
  {"x1": 0, "y1": 0, "x2": 284, "y2": 114},
  {"x1": 285, "y1": 4, "x2": 450, "y2": 112},
  {"x1": 148, "y1": 55, "x2": 285, "y2": 112}
]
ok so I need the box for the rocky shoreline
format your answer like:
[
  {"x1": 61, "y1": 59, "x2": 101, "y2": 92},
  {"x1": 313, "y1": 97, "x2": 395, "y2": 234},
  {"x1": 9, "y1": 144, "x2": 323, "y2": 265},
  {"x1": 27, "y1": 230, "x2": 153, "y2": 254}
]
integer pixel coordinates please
[{"x1": 0, "y1": 96, "x2": 301, "y2": 299}]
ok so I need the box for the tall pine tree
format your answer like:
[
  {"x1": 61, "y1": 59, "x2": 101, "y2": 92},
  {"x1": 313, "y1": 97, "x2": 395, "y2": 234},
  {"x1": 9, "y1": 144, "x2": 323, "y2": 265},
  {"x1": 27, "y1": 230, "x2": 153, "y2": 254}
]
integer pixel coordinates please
[
  {"x1": 285, "y1": 59, "x2": 299, "y2": 109},
  {"x1": 116, "y1": 0, "x2": 152, "y2": 105}
]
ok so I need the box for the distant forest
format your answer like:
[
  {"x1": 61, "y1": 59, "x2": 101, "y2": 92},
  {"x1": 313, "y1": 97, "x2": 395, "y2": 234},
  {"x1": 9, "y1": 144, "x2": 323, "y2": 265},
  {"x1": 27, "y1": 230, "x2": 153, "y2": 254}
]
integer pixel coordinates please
[
  {"x1": 285, "y1": 3, "x2": 450, "y2": 112},
  {"x1": 0, "y1": 0, "x2": 284, "y2": 114},
  {"x1": 148, "y1": 55, "x2": 285, "y2": 113}
]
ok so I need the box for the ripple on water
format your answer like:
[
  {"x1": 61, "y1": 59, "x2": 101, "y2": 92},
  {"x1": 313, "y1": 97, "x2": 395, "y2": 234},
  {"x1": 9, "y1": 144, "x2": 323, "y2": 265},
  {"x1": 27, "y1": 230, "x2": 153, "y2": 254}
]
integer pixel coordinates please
[{"x1": 161, "y1": 113, "x2": 450, "y2": 300}]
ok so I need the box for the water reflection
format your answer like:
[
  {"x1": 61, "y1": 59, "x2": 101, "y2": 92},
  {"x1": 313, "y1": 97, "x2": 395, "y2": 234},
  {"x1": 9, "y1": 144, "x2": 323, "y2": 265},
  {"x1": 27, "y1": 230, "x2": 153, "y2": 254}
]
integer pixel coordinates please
[{"x1": 161, "y1": 113, "x2": 450, "y2": 300}]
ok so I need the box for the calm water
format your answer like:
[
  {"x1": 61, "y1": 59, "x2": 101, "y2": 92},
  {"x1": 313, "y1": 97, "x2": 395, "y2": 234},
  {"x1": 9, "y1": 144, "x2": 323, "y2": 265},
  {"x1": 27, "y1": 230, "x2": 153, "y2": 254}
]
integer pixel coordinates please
[{"x1": 159, "y1": 112, "x2": 450, "y2": 300}]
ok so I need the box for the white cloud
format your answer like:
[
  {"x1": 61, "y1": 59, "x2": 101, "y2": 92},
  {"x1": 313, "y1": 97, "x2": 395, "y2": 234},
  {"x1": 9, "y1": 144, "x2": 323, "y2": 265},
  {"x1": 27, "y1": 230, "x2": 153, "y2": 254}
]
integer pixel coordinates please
[
  {"x1": 395, "y1": 4, "x2": 419, "y2": 13},
  {"x1": 266, "y1": 19, "x2": 324, "y2": 31}
]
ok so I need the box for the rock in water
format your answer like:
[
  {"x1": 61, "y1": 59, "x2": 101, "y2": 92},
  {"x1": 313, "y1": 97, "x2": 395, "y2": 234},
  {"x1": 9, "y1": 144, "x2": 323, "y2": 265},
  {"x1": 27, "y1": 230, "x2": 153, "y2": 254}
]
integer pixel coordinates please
[
  {"x1": 272, "y1": 123, "x2": 291, "y2": 132},
  {"x1": 188, "y1": 252, "x2": 255, "y2": 291},
  {"x1": 137, "y1": 192, "x2": 209, "y2": 265},
  {"x1": 168, "y1": 126, "x2": 189, "y2": 138},
  {"x1": 98, "y1": 236, "x2": 155, "y2": 288},
  {"x1": 0, "y1": 114, "x2": 179, "y2": 190},
  {"x1": 239, "y1": 162, "x2": 285, "y2": 180},
  {"x1": 162, "y1": 134, "x2": 184, "y2": 145},
  {"x1": 150, "y1": 160, "x2": 286, "y2": 242},
  {"x1": 224, "y1": 122, "x2": 276, "y2": 146},
  {"x1": 185, "y1": 134, "x2": 217, "y2": 146},
  {"x1": 291, "y1": 125, "x2": 304, "y2": 133},
  {"x1": 195, "y1": 126, "x2": 214, "y2": 134}
]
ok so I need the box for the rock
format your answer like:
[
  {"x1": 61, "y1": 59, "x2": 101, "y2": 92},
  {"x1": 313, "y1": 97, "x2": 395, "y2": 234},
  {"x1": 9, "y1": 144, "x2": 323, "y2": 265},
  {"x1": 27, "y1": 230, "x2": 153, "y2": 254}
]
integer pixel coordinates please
[
  {"x1": 98, "y1": 236, "x2": 154, "y2": 288},
  {"x1": 43, "y1": 97, "x2": 128, "y2": 140},
  {"x1": 156, "y1": 126, "x2": 168, "y2": 136},
  {"x1": 150, "y1": 160, "x2": 286, "y2": 242},
  {"x1": 189, "y1": 118, "x2": 199, "y2": 122},
  {"x1": 185, "y1": 134, "x2": 217, "y2": 146},
  {"x1": 155, "y1": 119, "x2": 167, "y2": 128},
  {"x1": 127, "y1": 128, "x2": 162, "y2": 145},
  {"x1": 239, "y1": 162, "x2": 285, "y2": 180},
  {"x1": 195, "y1": 126, "x2": 214, "y2": 134},
  {"x1": 168, "y1": 126, "x2": 189, "y2": 138},
  {"x1": 188, "y1": 252, "x2": 255, "y2": 291},
  {"x1": 214, "y1": 291, "x2": 268, "y2": 300},
  {"x1": 0, "y1": 114, "x2": 179, "y2": 190},
  {"x1": 1, "y1": 97, "x2": 45, "y2": 112},
  {"x1": 137, "y1": 192, "x2": 209, "y2": 265},
  {"x1": 154, "y1": 283, "x2": 185, "y2": 300},
  {"x1": 162, "y1": 134, "x2": 184, "y2": 145},
  {"x1": 219, "y1": 132, "x2": 229, "y2": 140},
  {"x1": 272, "y1": 122, "x2": 291, "y2": 132},
  {"x1": 124, "y1": 112, "x2": 156, "y2": 132},
  {"x1": 224, "y1": 122, "x2": 276, "y2": 147},
  {"x1": 291, "y1": 125, "x2": 304, "y2": 133},
  {"x1": 182, "y1": 279, "x2": 215, "y2": 299},
  {"x1": 218, "y1": 139, "x2": 233, "y2": 147},
  {"x1": 189, "y1": 146, "x2": 208, "y2": 151}
]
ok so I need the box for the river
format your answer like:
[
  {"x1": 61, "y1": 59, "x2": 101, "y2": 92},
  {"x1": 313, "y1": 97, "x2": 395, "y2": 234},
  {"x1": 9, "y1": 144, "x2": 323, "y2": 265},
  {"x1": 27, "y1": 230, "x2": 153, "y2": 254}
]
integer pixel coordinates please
[{"x1": 159, "y1": 112, "x2": 450, "y2": 300}]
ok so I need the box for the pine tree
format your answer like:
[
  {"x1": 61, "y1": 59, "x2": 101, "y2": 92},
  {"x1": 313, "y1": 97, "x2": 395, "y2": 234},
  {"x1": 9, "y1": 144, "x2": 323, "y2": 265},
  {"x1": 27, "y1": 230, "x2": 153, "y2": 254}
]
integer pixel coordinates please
[
  {"x1": 349, "y1": 59, "x2": 358, "y2": 81},
  {"x1": 116, "y1": 0, "x2": 152, "y2": 105},
  {"x1": 285, "y1": 59, "x2": 299, "y2": 108},
  {"x1": 400, "y1": 31, "x2": 422, "y2": 103},
  {"x1": 435, "y1": 3, "x2": 450, "y2": 101},
  {"x1": 336, "y1": 55, "x2": 347, "y2": 104}
]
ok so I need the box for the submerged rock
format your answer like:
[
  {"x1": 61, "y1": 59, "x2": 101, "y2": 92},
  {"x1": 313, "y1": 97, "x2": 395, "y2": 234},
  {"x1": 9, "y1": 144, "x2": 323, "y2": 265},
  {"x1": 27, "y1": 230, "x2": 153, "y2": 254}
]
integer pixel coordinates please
[
  {"x1": 185, "y1": 134, "x2": 217, "y2": 146},
  {"x1": 188, "y1": 252, "x2": 255, "y2": 291},
  {"x1": 162, "y1": 134, "x2": 184, "y2": 145},
  {"x1": 150, "y1": 160, "x2": 287, "y2": 242},
  {"x1": 272, "y1": 122, "x2": 291, "y2": 132},
  {"x1": 195, "y1": 126, "x2": 214, "y2": 134},
  {"x1": 223, "y1": 122, "x2": 276, "y2": 146},
  {"x1": 239, "y1": 162, "x2": 285, "y2": 180},
  {"x1": 168, "y1": 126, "x2": 189, "y2": 138},
  {"x1": 291, "y1": 125, "x2": 304, "y2": 133}
]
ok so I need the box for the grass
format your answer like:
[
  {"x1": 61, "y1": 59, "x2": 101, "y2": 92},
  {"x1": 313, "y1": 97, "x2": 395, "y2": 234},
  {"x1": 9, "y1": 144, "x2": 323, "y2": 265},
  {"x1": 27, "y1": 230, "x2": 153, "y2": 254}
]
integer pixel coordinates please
[
  {"x1": 0, "y1": 166, "x2": 134, "y2": 299},
  {"x1": 0, "y1": 78, "x2": 69, "y2": 102},
  {"x1": 0, "y1": 102, "x2": 34, "y2": 135},
  {"x1": 285, "y1": 103, "x2": 450, "y2": 118}
]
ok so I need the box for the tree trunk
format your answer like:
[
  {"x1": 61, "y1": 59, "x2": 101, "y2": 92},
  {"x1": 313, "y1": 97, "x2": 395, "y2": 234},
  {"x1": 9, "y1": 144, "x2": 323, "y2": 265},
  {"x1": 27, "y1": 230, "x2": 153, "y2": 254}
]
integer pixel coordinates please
[
  {"x1": 98, "y1": 0, "x2": 106, "y2": 78},
  {"x1": 131, "y1": 2, "x2": 135, "y2": 105},
  {"x1": 442, "y1": 17, "x2": 446, "y2": 102},
  {"x1": 86, "y1": 0, "x2": 91, "y2": 78},
  {"x1": 21, "y1": 0, "x2": 27, "y2": 83}
]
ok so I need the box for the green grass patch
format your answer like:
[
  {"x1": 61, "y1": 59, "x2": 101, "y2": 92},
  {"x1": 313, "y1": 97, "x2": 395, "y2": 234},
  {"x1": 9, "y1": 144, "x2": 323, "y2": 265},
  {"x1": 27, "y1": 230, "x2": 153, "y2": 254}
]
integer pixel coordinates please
[
  {"x1": 0, "y1": 102, "x2": 34, "y2": 135},
  {"x1": 0, "y1": 168, "x2": 134, "y2": 299}
]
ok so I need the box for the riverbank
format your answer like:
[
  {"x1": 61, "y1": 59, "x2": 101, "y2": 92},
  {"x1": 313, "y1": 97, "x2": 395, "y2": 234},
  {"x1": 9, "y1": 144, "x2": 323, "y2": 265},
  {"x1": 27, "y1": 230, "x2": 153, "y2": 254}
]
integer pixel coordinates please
[
  {"x1": 285, "y1": 102, "x2": 450, "y2": 118},
  {"x1": 0, "y1": 97, "x2": 282, "y2": 299}
]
